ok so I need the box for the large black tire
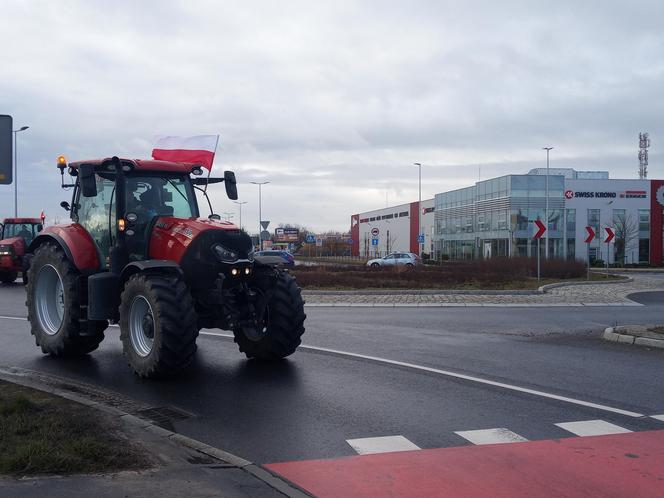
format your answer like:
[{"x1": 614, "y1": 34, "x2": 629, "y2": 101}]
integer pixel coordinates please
[
  {"x1": 119, "y1": 273, "x2": 198, "y2": 378},
  {"x1": 0, "y1": 271, "x2": 17, "y2": 284},
  {"x1": 26, "y1": 244, "x2": 107, "y2": 356},
  {"x1": 234, "y1": 271, "x2": 306, "y2": 359}
]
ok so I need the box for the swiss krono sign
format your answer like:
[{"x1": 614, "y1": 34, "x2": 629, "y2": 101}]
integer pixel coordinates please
[{"x1": 0, "y1": 115, "x2": 12, "y2": 184}]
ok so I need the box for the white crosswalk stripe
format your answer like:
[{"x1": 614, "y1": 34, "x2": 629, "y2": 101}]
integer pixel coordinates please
[
  {"x1": 555, "y1": 420, "x2": 632, "y2": 437},
  {"x1": 346, "y1": 435, "x2": 421, "y2": 455},
  {"x1": 652, "y1": 414, "x2": 664, "y2": 422},
  {"x1": 454, "y1": 428, "x2": 529, "y2": 445}
]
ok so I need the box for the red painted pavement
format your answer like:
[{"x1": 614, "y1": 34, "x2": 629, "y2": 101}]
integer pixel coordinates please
[{"x1": 266, "y1": 430, "x2": 664, "y2": 497}]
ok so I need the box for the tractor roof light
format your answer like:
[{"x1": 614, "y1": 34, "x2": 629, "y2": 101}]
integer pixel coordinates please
[{"x1": 57, "y1": 155, "x2": 67, "y2": 171}]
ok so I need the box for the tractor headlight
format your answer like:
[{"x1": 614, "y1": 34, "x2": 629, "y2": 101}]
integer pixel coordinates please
[
  {"x1": 0, "y1": 245, "x2": 13, "y2": 256},
  {"x1": 212, "y1": 244, "x2": 239, "y2": 263}
]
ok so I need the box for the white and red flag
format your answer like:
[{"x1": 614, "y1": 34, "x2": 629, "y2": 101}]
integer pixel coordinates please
[{"x1": 151, "y1": 135, "x2": 219, "y2": 171}]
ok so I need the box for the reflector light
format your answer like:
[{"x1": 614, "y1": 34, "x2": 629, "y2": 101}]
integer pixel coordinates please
[{"x1": 118, "y1": 219, "x2": 126, "y2": 231}]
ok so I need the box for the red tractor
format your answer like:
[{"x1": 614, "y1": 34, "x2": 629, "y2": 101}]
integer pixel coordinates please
[
  {"x1": 0, "y1": 217, "x2": 43, "y2": 284},
  {"x1": 25, "y1": 156, "x2": 306, "y2": 378}
]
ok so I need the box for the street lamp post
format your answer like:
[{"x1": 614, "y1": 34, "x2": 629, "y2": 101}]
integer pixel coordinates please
[
  {"x1": 234, "y1": 200, "x2": 247, "y2": 230},
  {"x1": 543, "y1": 147, "x2": 553, "y2": 259},
  {"x1": 250, "y1": 181, "x2": 269, "y2": 250},
  {"x1": 414, "y1": 162, "x2": 422, "y2": 258},
  {"x1": 13, "y1": 126, "x2": 29, "y2": 216}
]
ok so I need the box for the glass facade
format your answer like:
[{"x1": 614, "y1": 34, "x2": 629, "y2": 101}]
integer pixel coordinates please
[{"x1": 434, "y1": 174, "x2": 565, "y2": 259}]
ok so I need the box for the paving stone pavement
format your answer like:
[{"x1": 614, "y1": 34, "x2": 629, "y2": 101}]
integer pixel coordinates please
[{"x1": 302, "y1": 274, "x2": 664, "y2": 307}]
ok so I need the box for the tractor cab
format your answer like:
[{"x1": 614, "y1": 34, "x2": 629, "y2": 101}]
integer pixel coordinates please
[{"x1": 1, "y1": 218, "x2": 43, "y2": 246}]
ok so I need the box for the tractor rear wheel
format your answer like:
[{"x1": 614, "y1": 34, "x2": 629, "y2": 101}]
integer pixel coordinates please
[
  {"x1": 119, "y1": 273, "x2": 198, "y2": 378},
  {"x1": 26, "y1": 244, "x2": 107, "y2": 356},
  {"x1": 233, "y1": 271, "x2": 306, "y2": 359},
  {"x1": 0, "y1": 271, "x2": 17, "y2": 284}
]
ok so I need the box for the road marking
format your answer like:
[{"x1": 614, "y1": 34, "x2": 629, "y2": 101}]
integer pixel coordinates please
[
  {"x1": 555, "y1": 420, "x2": 632, "y2": 437},
  {"x1": 0, "y1": 315, "x2": 26, "y2": 321},
  {"x1": 346, "y1": 435, "x2": 420, "y2": 455},
  {"x1": 0, "y1": 318, "x2": 646, "y2": 419},
  {"x1": 455, "y1": 428, "x2": 528, "y2": 445},
  {"x1": 651, "y1": 414, "x2": 664, "y2": 422},
  {"x1": 198, "y1": 331, "x2": 645, "y2": 418}
]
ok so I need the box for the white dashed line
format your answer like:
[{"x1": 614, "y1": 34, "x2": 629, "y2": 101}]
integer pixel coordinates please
[
  {"x1": 455, "y1": 428, "x2": 529, "y2": 445},
  {"x1": 555, "y1": 420, "x2": 632, "y2": 437},
  {"x1": 651, "y1": 414, "x2": 664, "y2": 422},
  {"x1": 346, "y1": 435, "x2": 420, "y2": 455}
]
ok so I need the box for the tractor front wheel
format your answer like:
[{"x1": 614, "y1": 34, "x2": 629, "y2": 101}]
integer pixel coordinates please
[
  {"x1": 233, "y1": 271, "x2": 306, "y2": 360},
  {"x1": 26, "y1": 244, "x2": 107, "y2": 356},
  {"x1": 119, "y1": 273, "x2": 198, "y2": 378}
]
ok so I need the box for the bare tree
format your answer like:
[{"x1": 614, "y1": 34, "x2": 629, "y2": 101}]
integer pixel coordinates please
[{"x1": 611, "y1": 214, "x2": 639, "y2": 266}]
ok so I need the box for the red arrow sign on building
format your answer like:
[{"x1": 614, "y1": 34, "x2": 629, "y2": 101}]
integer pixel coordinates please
[
  {"x1": 533, "y1": 219, "x2": 546, "y2": 239},
  {"x1": 585, "y1": 226, "x2": 595, "y2": 243},
  {"x1": 604, "y1": 227, "x2": 615, "y2": 244}
]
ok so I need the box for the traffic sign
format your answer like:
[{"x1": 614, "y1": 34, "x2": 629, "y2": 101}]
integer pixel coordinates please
[
  {"x1": 417, "y1": 234, "x2": 424, "y2": 244},
  {"x1": 604, "y1": 227, "x2": 615, "y2": 244},
  {"x1": 347, "y1": 238, "x2": 353, "y2": 245},
  {"x1": 315, "y1": 238, "x2": 323, "y2": 247},
  {"x1": 584, "y1": 226, "x2": 595, "y2": 244},
  {"x1": 370, "y1": 227, "x2": 379, "y2": 237},
  {"x1": 305, "y1": 234, "x2": 316, "y2": 244},
  {"x1": 261, "y1": 220, "x2": 270, "y2": 230},
  {"x1": 260, "y1": 230, "x2": 270, "y2": 240},
  {"x1": 371, "y1": 238, "x2": 379, "y2": 246},
  {"x1": 533, "y1": 219, "x2": 546, "y2": 239}
]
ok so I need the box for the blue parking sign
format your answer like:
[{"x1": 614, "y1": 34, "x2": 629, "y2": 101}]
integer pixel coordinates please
[
  {"x1": 417, "y1": 234, "x2": 425, "y2": 243},
  {"x1": 371, "y1": 238, "x2": 379, "y2": 246}
]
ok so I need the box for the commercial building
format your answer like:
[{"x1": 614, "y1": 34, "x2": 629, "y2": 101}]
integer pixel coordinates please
[
  {"x1": 350, "y1": 169, "x2": 664, "y2": 265},
  {"x1": 350, "y1": 199, "x2": 435, "y2": 258}
]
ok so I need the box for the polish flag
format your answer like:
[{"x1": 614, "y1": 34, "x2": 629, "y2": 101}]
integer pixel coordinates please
[{"x1": 151, "y1": 135, "x2": 219, "y2": 171}]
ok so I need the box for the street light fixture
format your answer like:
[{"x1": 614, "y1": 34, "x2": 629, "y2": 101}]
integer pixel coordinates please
[
  {"x1": 250, "y1": 181, "x2": 269, "y2": 250},
  {"x1": 234, "y1": 201, "x2": 247, "y2": 230},
  {"x1": 414, "y1": 162, "x2": 422, "y2": 258},
  {"x1": 542, "y1": 147, "x2": 553, "y2": 259},
  {"x1": 13, "y1": 125, "x2": 29, "y2": 217}
]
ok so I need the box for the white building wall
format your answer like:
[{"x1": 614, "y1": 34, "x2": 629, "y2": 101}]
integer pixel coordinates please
[
  {"x1": 564, "y1": 179, "x2": 650, "y2": 264},
  {"x1": 357, "y1": 199, "x2": 434, "y2": 257}
]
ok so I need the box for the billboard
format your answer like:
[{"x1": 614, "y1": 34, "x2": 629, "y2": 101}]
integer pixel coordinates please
[
  {"x1": 274, "y1": 227, "x2": 299, "y2": 242},
  {"x1": 0, "y1": 115, "x2": 12, "y2": 185}
]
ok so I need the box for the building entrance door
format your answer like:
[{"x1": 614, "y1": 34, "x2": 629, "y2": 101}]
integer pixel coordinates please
[{"x1": 483, "y1": 241, "x2": 492, "y2": 259}]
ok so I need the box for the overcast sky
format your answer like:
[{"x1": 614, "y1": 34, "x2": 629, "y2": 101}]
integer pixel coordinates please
[{"x1": 1, "y1": 0, "x2": 663, "y2": 232}]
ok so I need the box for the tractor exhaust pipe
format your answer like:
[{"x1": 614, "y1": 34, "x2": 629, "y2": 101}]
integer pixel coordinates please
[{"x1": 109, "y1": 156, "x2": 128, "y2": 275}]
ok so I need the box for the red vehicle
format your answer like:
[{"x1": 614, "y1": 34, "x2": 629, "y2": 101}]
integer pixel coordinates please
[
  {"x1": 25, "y1": 156, "x2": 306, "y2": 378},
  {"x1": 0, "y1": 217, "x2": 43, "y2": 284}
]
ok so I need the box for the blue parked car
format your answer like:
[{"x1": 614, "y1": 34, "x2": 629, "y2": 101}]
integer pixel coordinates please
[{"x1": 255, "y1": 250, "x2": 295, "y2": 267}]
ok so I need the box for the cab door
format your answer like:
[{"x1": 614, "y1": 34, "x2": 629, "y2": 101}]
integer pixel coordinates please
[{"x1": 76, "y1": 175, "x2": 116, "y2": 267}]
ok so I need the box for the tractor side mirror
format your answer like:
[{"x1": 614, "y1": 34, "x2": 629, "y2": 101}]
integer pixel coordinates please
[
  {"x1": 224, "y1": 170, "x2": 238, "y2": 200},
  {"x1": 79, "y1": 164, "x2": 98, "y2": 197},
  {"x1": 208, "y1": 214, "x2": 221, "y2": 221},
  {"x1": 60, "y1": 201, "x2": 71, "y2": 211}
]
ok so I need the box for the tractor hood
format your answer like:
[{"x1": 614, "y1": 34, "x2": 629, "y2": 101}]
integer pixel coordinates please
[
  {"x1": 149, "y1": 217, "x2": 254, "y2": 289},
  {"x1": 0, "y1": 236, "x2": 27, "y2": 256}
]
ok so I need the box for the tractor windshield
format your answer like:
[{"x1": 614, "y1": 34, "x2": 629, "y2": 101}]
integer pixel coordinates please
[
  {"x1": 2, "y1": 223, "x2": 39, "y2": 244},
  {"x1": 126, "y1": 175, "x2": 198, "y2": 219}
]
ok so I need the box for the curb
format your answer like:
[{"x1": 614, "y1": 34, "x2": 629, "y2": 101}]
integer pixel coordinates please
[
  {"x1": 0, "y1": 367, "x2": 310, "y2": 498},
  {"x1": 602, "y1": 326, "x2": 664, "y2": 350},
  {"x1": 302, "y1": 276, "x2": 632, "y2": 297}
]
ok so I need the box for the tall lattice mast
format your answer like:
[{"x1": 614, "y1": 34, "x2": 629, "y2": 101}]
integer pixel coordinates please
[{"x1": 638, "y1": 132, "x2": 650, "y2": 179}]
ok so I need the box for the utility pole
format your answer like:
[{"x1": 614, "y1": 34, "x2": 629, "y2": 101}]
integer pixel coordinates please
[
  {"x1": 251, "y1": 181, "x2": 269, "y2": 250},
  {"x1": 234, "y1": 201, "x2": 247, "y2": 230},
  {"x1": 13, "y1": 125, "x2": 29, "y2": 216},
  {"x1": 542, "y1": 147, "x2": 553, "y2": 258},
  {"x1": 414, "y1": 162, "x2": 422, "y2": 258}
]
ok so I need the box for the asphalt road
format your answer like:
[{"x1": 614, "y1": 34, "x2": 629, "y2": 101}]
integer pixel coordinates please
[{"x1": 0, "y1": 283, "x2": 662, "y2": 465}]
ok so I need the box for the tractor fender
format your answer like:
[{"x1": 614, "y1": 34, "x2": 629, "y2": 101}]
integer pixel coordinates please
[
  {"x1": 28, "y1": 225, "x2": 102, "y2": 273},
  {"x1": 120, "y1": 260, "x2": 183, "y2": 285}
]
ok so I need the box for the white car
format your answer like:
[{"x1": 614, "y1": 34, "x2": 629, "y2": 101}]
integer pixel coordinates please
[{"x1": 366, "y1": 252, "x2": 420, "y2": 268}]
